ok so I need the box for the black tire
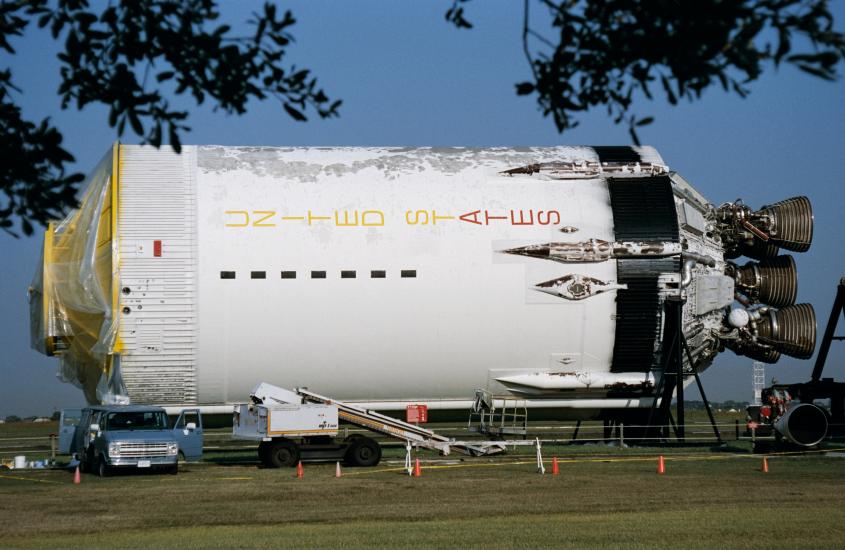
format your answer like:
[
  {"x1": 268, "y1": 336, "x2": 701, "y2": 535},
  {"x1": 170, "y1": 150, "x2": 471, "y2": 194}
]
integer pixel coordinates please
[
  {"x1": 267, "y1": 440, "x2": 300, "y2": 468},
  {"x1": 97, "y1": 457, "x2": 111, "y2": 478},
  {"x1": 258, "y1": 441, "x2": 272, "y2": 467},
  {"x1": 81, "y1": 447, "x2": 94, "y2": 473},
  {"x1": 165, "y1": 464, "x2": 179, "y2": 475},
  {"x1": 345, "y1": 437, "x2": 381, "y2": 467}
]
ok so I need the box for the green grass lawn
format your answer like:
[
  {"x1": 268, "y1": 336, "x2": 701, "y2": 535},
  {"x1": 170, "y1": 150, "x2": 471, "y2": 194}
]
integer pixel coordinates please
[
  {"x1": 2, "y1": 416, "x2": 843, "y2": 548},
  {"x1": 2, "y1": 449, "x2": 844, "y2": 549}
]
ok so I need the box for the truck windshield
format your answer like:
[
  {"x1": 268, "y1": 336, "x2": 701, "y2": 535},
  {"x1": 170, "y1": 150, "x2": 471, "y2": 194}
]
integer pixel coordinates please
[{"x1": 105, "y1": 411, "x2": 168, "y2": 431}]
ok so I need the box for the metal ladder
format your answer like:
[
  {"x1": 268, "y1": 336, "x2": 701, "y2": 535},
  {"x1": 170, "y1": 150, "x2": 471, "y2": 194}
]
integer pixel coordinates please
[
  {"x1": 467, "y1": 389, "x2": 529, "y2": 437},
  {"x1": 296, "y1": 388, "x2": 508, "y2": 456}
]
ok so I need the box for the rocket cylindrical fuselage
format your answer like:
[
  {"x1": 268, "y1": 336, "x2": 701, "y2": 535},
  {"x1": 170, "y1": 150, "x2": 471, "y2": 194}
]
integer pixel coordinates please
[{"x1": 36, "y1": 145, "x2": 742, "y2": 410}]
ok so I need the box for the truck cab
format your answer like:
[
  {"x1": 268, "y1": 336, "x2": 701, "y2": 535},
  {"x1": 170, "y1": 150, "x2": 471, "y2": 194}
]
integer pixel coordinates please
[{"x1": 59, "y1": 405, "x2": 203, "y2": 476}]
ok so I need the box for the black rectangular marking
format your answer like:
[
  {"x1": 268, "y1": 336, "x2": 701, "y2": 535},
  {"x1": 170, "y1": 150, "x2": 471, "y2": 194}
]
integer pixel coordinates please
[
  {"x1": 220, "y1": 271, "x2": 236, "y2": 280},
  {"x1": 250, "y1": 271, "x2": 266, "y2": 279},
  {"x1": 371, "y1": 270, "x2": 386, "y2": 279},
  {"x1": 341, "y1": 270, "x2": 356, "y2": 279},
  {"x1": 311, "y1": 270, "x2": 326, "y2": 279},
  {"x1": 401, "y1": 270, "x2": 417, "y2": 278},
  {"x1": 281, "y1": 271, "x2": 296, "y2": 279}
]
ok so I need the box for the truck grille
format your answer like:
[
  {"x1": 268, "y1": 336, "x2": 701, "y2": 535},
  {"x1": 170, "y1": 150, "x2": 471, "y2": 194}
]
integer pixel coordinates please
[{"x1": 118, "y1": 442, "x2": 169, "y2": 457}]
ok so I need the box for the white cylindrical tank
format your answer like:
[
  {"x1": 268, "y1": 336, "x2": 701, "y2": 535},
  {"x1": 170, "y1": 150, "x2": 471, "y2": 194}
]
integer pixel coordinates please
[
  {"x1": 190, "y1": 146, "x2": 626, "y2": 404},
  {"x1": 33, "y1": 144, "x2": 813, "y2": 414}
]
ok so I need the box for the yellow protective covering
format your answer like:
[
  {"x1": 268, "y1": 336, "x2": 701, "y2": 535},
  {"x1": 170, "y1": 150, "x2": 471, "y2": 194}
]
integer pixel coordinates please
[{"x1": 29, "y1": 144, "x2": 125, "y2": 404}]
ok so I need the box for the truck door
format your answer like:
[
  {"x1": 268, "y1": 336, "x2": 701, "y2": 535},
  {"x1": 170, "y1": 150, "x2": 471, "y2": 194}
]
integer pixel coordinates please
[
  {"x1": 58, "y1": 409, "x2": 82, "y2": 454},
  {"x1": 172, "y1": 409, "x2": 203, "y2": 461}
]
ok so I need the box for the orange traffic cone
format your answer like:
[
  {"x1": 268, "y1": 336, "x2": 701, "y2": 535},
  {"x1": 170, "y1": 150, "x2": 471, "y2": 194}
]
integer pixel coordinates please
[
  {"x1": 296, "y1": 461, "x2": 304, "y2": 478},
  {"x1": 761, "y1": 456, "x2": 769, "y2": 473},
  {"x1": 73, "y1": 465, "x2": 81, "y2": 485},
  {"x1": 413, "y1": 458, "x2": 421, "y2": 477},
  {"x1": 657, "y1": 455, "x2": 666, "y2": 475},
  {"x1": 552, "y1": 456, "x2": 559, "y2": 476},
  {"x1": 335, "y1": 461, "x2": 342, "y2": 478}
]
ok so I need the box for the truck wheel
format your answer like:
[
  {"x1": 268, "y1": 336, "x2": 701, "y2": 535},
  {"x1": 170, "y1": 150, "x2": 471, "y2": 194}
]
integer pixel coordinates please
[
  {"x1": 81, "y1": 448, "x2": 94, "y2": 473},
  {"x1": 268, "y1": 440, "x2": 299, "y2": 468},
  {"x1": 258, "y1": 441, "x2": 272, "y2": 467},
  {"x1": 97, "y1": 457, "x2": 111, "y2": 478},
  {"x1": 345, "y1": 437, "x2": 381, "y2": 467}
]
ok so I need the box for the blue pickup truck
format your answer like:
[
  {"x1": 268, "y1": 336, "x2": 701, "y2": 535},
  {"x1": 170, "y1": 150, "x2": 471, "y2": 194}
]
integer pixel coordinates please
[{"x1": 59, "y1": 405, "x2": 203, "y2": 476}]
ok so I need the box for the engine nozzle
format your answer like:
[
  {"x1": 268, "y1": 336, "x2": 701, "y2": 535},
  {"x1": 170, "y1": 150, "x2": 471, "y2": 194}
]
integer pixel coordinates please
[
  {"x1": 756, "y1": 303, "x2": 817, "y2": 360},
  {"x1": 729, "y1": 255, "x2": 798, "y2": 307},
  {"x1": 719, "y1": 196, "x2": 814, "y2": 259},
  {"x1": 774, "y1": 403, "x2": 828, "y2": 446},
  {"x1": 757, "y1": 196, "x2": 814, "y2": 253},
  {"x1": 724, "y1": 303, "x2": 817, "y2": 363}
]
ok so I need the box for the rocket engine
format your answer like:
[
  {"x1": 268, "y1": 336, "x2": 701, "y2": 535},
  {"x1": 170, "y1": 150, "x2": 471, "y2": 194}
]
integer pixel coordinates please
[
  {"x1": 717, "y1": 197, "x2": 817, "y2": 364},
  {"x1": 749, "y1": 386, "x2": 829, "y2": 447}
]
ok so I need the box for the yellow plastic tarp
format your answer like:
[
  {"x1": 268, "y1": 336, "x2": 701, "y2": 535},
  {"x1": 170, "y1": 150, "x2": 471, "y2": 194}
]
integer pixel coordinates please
[{"x1": 29, "y1": 145, "x2": 124, "y2": 404}]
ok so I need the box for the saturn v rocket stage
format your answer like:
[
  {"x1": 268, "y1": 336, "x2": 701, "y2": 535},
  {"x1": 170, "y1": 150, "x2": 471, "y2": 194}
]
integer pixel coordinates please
[{"x1": 29, "y1": 144, "x2": 816, "y2": 418}]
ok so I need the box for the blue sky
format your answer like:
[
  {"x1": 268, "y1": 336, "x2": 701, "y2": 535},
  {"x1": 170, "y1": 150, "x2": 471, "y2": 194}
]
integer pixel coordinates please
[{"x1": 1, "y1": 1, "x2": 844, "y2": 416}]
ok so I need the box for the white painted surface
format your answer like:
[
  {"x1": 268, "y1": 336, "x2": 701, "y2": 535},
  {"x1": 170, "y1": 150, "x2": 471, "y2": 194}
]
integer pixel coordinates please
[
  {"x1": 192, "y1": 146, "x2": 631, "y2": 404},
  {"x1": 118, "y1": 146, "x2": 198, "y2": 404},
  {"x1": 110, "y1": 145, "x2": 713, "y2": 409}
]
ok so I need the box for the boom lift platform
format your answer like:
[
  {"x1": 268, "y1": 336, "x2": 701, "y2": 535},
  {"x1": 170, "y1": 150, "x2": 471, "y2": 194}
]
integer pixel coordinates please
[{"x1": 233, "y1": 383, "x2": 537, "y2": 468}]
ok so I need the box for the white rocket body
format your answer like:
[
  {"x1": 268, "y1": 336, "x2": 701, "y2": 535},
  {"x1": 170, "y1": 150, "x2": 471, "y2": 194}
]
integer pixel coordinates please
[{"x1": 35, "y1": 145, "x2": 745, "y2": 416}]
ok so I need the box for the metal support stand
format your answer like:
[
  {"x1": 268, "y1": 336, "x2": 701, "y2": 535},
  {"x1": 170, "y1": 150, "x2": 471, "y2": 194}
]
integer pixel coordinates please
[
  {"x1": 684, "y1": 338, "x2": 723, "y2": 443},
  {"x1": 404, "y1": 441, "x2": 413, "y2": 476},
  {"x1": 535, "y1": 438, "x2": 545, "y2": 474},
  {"x1": 646, "y1": 298, "x2": 723, "y2": 444},
  {"x1": 811, "y1": 277, "x2": 845, "y2": 383},
  {"x1": 647, "y1": 299, "x2": 684, "y2": 442}
]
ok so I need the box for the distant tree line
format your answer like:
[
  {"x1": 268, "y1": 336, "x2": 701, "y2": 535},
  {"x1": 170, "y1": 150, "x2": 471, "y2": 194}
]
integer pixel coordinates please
[
  {"x1": 2, "y1": 411, "x2": 61, "y2": 422},
  {"x1": 683, "y1": 400, "x2": 751, "y2": 411}
]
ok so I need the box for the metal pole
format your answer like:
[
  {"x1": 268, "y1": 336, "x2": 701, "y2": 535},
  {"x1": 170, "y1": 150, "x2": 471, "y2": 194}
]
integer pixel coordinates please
[
  {"x1": 535, "y1": 437, "x2": 545, "y2": 474},
  {"x1": 693, "y1": 370, "x2": 723, "y2": 443},
  {"x1": 811, "y1": 278, "x2": 845, "y2": 382},
  {"x1": 619, "y1": 423, "x2": 625, "y2": 447},
  {"x1": 571, "y1": 420, "x2": 581, "y2": 442},
  {"x1": 674, "y1": 301, "x2": 685, "y2": 443},
  {"x1": 679, "y1": 332, "x2": 722, "y2": 443},
  {"x1": 648, "y1": 331, "x2": 676, "y2": 440}
]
